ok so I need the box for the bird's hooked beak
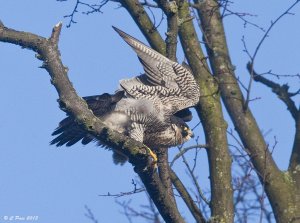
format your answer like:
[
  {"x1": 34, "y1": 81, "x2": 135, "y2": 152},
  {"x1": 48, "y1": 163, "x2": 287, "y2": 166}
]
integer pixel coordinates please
[
  {"x1": 189, "y1": 129, "x2": 195, "y2": 138},
  {"x1": 187, "y1": 128, "x2": 194, "y2": 139}
]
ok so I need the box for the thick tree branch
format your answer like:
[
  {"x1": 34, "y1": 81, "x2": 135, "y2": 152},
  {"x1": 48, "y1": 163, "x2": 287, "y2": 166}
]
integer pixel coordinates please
[
  {"x1": 0, "y1": 21, "x2": 185, "y2": 223},
  {"x1": 170, "y1": 169, "x2": 207, "y2": 223},
  {"x1": 176, "y1": 1, "x2": 234, "y2": 222},
  {"x1": 288, "y1": 114, "x2": 300, "y2": 223},
  {"x1": 156, "y1": 0, "x2": 178, "y2": 61},
  {"x1": 194, "y1": 0, "x2": 300, "y2": 222},
  {"x1": 156, "y1": 148, "x2": 177, "y2": 209},
  {"x1": 136, "y1": 162, "x2": 186, "y2": 223},
  {"x1": 120, "y1": 0, "x2": 166, "y2": 54},
  {"x1": 289, "y1": 112, "x2": 300, "y2": 187}
]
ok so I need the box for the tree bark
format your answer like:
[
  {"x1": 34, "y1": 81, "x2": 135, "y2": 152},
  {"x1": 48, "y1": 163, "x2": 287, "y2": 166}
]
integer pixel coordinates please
[
  {"x1": 194, "y1": 0, "x2": 300, "y2": 222},
  {"x1": 177, "y1": 1, "x2": 234, "y2": 222},
  {"x1": 120, "y1": 0, "x2": 166, "y2": 54},
  {"x1": 170, "y1": 169, "x2": 207, "y2": 223}
]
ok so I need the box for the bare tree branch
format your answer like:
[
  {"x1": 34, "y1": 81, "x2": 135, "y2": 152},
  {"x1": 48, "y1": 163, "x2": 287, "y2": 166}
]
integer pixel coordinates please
[
  {"x1": 156, "y1": 148, "x2": 178, "y2": 209},
  {"x1": 84, "y1": 205, "x2": 99, "y2": 223},
  {"x1": 246, "y1": 62, "x2": 298, "y2": 121},
  {"x1": 156, "y1": 0, "x2": 178, "y2": 60},
  {"x1": 289, "y1": 113, "x2": 300, "y2": 190},
  {"x1": 176, "y1": 144, "x2": 210, "y2": 206},
  {"x1": 116, "y1": 198, "x2": 162, "y2": 223},
  {"x1": 59, "y1": 0, "x2": 108, "y2": 27},
  {"x1": 99, "y1": 179, "x2": 145, "y2": 198},
  {"x1": 170, "y1": 144, "x2": 208, "y2": 166},
  {"x1": 120, "y1": 0, "x2": 166, "y2": 54},
  {"x1": 170, "y1": 169, "x2": 207, "y2": 223},
  {"x1": 177, "y1": 1, "x2": 234, "y2": 222}
]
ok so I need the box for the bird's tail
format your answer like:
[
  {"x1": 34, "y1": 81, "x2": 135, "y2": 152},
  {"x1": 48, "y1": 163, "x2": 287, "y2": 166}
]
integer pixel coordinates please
[{"x1": 50, "y1": 91, "x2": 124, "y2": 147}]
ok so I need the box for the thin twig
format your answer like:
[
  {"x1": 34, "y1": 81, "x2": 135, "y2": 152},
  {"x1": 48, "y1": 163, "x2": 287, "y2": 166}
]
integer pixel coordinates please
[
  {"x1": 243, "y1": 0, "x2": 300, "y2": 110},
  {"x1": 176, "y1": 144, "x2": 210, "y2": 205},
  {"x1": 170, "y1": 144, "x2": 208, "y2": 166},
  {"x1": 84, "y1": 205, "x2": 99, "y2": 223}
]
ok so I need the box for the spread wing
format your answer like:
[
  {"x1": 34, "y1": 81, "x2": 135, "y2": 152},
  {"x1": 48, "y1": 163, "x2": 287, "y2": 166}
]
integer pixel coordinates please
[{"x1": 113, "y1": 26, "x2": 200, "y2": 115}]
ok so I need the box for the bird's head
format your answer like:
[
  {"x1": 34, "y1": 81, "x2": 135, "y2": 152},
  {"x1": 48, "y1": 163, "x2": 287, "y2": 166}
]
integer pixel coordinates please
[
  {"x1": 180, "y1": 124, "x2": 194, "y2": 142},
  {"x1": 170, "y1": 116, "x2": 194, "y2": 144}
]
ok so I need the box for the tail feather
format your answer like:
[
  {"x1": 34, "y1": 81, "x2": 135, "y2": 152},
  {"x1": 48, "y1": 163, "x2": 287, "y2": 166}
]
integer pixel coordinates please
[
  {"x1": 112, "y1": 151, "x2": 128, "y2": 165},
  {"x1": 51, "y1": 117, "x2": 73, "y2": 135},
  {"x1": 51, "y1": 128, "x2": 83, "y2": 146},
  {"x1": 81, "y1": 135, "x2": 94, "y2": 145},
  {"x1": 50, "y1": 92, "x2": 124, "y2": 147},
  {"x1": 65, "y1": 135, "x2": 85, "y2": 147}
]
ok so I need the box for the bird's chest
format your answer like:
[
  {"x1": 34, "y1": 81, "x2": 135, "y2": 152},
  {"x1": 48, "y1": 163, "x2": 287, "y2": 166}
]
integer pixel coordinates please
[{"x1": 144, "y1": 126, "x2": 180, "y2": 148}]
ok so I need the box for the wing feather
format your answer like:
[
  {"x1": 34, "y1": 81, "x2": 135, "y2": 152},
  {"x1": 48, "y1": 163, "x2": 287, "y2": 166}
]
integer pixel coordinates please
[{"x1": 113, "y1": 26, "x2": 200, "y2": 114}]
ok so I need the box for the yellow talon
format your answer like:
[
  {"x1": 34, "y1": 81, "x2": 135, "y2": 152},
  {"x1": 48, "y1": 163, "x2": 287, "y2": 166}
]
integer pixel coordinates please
[{"x1": 146, "y1": 147, "x2": 158, "y2": 167}]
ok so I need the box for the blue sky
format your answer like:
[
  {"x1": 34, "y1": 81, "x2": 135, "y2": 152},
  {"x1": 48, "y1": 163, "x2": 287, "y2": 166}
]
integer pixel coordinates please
[{"x1": 0, "y1": 1, "x2": 299, "y2": 222}]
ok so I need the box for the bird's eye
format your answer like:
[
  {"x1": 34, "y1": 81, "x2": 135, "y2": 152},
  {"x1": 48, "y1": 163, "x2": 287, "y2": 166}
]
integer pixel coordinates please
[{"x1": 181, "y1": 126, "x2": 189, "y2": 137}]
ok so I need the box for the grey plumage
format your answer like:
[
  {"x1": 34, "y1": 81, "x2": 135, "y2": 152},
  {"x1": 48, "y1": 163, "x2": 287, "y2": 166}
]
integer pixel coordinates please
[
  {"x1": 51, "y1": 91, "x2": 126, "y2": 147},
  {"x1": 113, "y1": 26, "x2": 200, "y2": 116},
  {"x1": 51, "y1": 27, "x2": 200, "y2": 164},
  {"x1": 51, "y1": 92, "x2": 193, "y2": 164}
]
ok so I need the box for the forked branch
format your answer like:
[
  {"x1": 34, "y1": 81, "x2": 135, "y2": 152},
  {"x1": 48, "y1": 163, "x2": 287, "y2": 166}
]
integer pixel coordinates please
[{"x1": 246, "y1": 62, "x2": 298, "y2": 121}]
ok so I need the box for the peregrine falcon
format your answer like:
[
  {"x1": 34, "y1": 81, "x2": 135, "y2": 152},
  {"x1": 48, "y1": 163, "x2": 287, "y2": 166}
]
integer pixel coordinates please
[{"x1": 51, "y1": 27, "x2": 200, "y2": 164}]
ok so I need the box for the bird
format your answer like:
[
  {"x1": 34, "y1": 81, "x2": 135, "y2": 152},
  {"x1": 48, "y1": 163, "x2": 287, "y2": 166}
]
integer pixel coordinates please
[{"x1": 51, "y1": 27, "x2": 200, "y2": 164}]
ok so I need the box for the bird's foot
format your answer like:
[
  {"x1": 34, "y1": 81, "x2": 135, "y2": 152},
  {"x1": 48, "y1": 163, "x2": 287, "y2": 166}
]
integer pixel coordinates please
[{"x1": 146, "y1": 147, "x2": 158, "y2": 168}]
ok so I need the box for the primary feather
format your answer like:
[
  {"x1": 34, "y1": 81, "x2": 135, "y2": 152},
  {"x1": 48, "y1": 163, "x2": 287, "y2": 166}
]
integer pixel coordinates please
[{"x1": 113, "y1": 26, "x2": 200, "y2": 116}]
